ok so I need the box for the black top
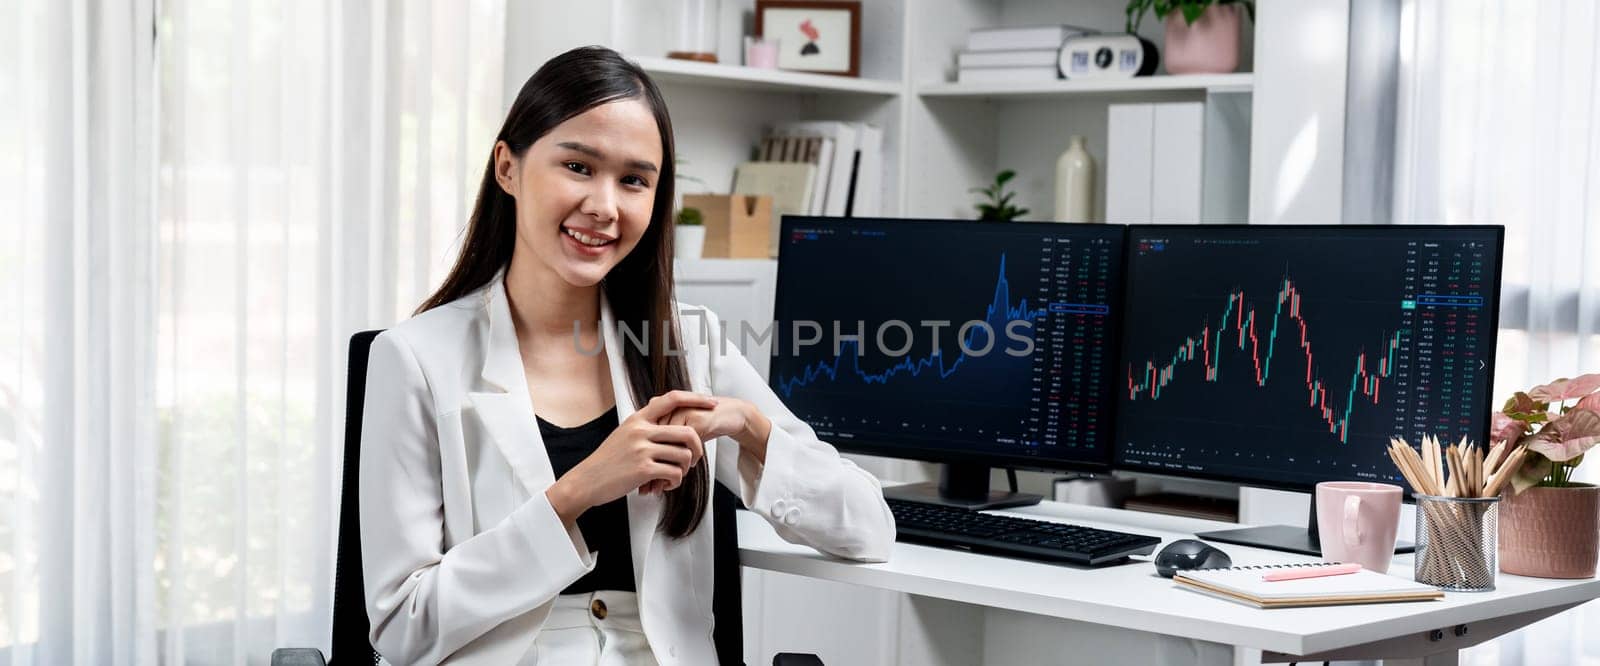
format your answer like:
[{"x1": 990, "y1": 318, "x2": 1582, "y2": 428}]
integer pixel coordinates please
[{"x1": 538, "y1": 406, "x2": 635, "y2": 594}]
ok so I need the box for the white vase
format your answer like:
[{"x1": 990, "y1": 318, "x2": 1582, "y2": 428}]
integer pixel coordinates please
[
  {"x1": 1054, "y1": 135, "x2": 1096, "y2": 222},
  {"x1": 675, "y1": 226, "x2": 705, "y2": 259}
]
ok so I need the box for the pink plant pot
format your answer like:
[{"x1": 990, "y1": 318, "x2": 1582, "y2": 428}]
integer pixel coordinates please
[
  {"x1": 1163, "y1": 5, "x2": 1242, "y2": 75},
  {"x1": 1499, "y1": 484, "x2": 1600, "y2": 579}
]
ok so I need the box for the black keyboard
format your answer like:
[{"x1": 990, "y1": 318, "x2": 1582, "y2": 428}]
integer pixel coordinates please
[{"x1": 886, "y1": 498, "x2": 1161, "y2": 566}]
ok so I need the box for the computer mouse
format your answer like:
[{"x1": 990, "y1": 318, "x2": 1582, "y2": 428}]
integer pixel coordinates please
[{"x1": 1154, "y1": 539, "x2": 1232, "y2": 578}]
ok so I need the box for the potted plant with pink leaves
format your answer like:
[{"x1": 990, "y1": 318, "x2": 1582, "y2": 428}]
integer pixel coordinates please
[
  {"x1": 1492, "y1": 373, "x2": 1600, "y2": 578},
  {"x1": 1125, "y1": 0, "x2": 1255, "y2": 75}
]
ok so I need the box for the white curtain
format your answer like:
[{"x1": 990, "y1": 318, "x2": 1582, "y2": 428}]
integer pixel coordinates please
[
  {"x1": 2, "y1": 0, "x2": 505, "y2": 663},
  {"x1": 1396, "y1": 0, "x2": 1600, "y2": 663},
  {"x1": 2, "y1": 1, "x2": 160, "y2": 662}
]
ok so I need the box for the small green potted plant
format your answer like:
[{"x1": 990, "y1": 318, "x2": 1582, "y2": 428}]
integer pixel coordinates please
[
  {"x1": 674, "y1": 206, "x2": 705, "y2": 259},
  {"x1": 1492, "y1": 374, "x2": 1600, "y2": 578},
  {"x1": 970, "y1": 169, "x2": 1029, "y2": 222},
  {"x1": 1126, "y1": 0, "x2": 1255, "y2": 75}
]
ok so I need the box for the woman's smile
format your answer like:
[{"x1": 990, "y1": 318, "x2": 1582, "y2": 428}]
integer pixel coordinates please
[{"x1": 561, "y1": 223, "x2": 618, "y2": 257}]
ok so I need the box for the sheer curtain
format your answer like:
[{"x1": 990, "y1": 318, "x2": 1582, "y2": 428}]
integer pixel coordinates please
[
  {"x1": 2, "y1": 1, "x2": 159, "y2": 662},
  {"x1": 1395, "y1": 0, "x2": 1600, "y2": 663},
  {"x1": 3, "y1": 0, "x2": 505, "y2": 663}
]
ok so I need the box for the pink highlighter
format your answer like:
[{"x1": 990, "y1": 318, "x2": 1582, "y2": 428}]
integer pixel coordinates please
[{"x1": 1262, "y1": 563, "x2": 1363, "y2": 582}]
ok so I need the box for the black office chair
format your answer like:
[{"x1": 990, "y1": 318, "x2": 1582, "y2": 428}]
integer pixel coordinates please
[{"x1": 271, "y1": 331, "x2": 819, "y2": 666}]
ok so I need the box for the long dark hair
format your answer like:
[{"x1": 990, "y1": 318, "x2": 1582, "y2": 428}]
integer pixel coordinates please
[{"x1": 417, "y1": 46, "x2": 705, "y2": 538}]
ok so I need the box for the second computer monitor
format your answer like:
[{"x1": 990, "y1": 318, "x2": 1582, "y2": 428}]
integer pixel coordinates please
[
  {"x1": 1114, "y1": 224, "x2": 1504, "y2": 494},
  {"x1": 769, "y1": 217, "x2": 1125, "y2": 476}
]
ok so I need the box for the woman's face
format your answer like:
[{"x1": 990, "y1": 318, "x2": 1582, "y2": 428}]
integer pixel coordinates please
[{"x1": 496, "y1": 98, "x2": 663, "y2": 289}]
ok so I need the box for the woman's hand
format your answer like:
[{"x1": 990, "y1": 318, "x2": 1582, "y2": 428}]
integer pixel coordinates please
[
  {"x1": 632, "y1": 398, "x2": 773, "y2": 496},
  {"x1": 666, "y1": 397, "x2": 756, "y2": 442},
  {"x1": 545, "y1": 390, "x2": 715, "y2": 528},
  {"x1": 654, "y1": 398, "x2": 772, "y2": 483}
]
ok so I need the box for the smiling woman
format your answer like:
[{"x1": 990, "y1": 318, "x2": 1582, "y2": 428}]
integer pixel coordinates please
[
  {"x1": 416, "y1": 46, "x2": 700, "y2": 537},
  {"x1": 360, "y1": 46, "x2": 895, "y2": 665}
]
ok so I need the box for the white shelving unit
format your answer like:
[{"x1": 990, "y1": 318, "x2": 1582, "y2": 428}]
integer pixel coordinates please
[
  {"x1": 499, "y1": 0, "x2": 1390, "y2": 231},
  {"x1": 505, "y1": 0, "x2": 1264, "y2": 226}
]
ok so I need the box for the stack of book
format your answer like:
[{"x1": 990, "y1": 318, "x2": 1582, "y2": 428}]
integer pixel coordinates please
[
  {"x1": 735, "y1": 121, "x2": 885, "y2": 255},
  {"x1": 956, "y1": 24, "x2": 1092, "y2": 84}
]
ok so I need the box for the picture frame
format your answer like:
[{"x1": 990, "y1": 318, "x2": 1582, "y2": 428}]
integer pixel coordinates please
[{"x1": 754, "y1": 1, "x2": 862, "y2": 78}]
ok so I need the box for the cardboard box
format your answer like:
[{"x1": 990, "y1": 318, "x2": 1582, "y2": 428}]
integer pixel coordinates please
[{"x1": 684, "y1": 194, "x2": 773, "y2": 259}]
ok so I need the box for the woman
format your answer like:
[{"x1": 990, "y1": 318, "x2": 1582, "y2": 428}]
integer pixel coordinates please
[{"x1": 358, "y1": 46, "x2": 895, "y2": 665}]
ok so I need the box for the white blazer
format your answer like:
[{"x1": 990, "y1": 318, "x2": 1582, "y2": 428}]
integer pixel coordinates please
[{"x1": 358, "y1": 277, "x2": 896, "y2": 665}]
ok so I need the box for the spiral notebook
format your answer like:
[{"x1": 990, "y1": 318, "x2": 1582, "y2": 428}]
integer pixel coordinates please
[{"x1": 1174, "y1": 563, "x2": 1444, "y2": 608}]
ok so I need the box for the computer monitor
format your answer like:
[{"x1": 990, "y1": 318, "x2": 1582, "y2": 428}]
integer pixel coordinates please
[
  {"x1": 1114, "y1": 224, "x2": 1504, "y2": 554},
  {"x1": 769, "y1": 217, "x2": 1126, "y2": 509}
]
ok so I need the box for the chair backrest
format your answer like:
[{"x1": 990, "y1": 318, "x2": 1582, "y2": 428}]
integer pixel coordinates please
[
  {"x1": 332, "y1": 331, "x2": 745, "y2": 665},
  {"x1": 330, "y1": 331, "x2": 381, "y2": 665},
  {"x1": 711, "y1": 483, "x2": 744, "y2": 665}
]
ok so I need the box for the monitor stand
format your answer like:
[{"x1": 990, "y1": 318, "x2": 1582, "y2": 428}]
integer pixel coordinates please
[
  {"x1": 882, "y1": 463, "x2": 1041, "y2": 511},
  {"x1": 1195, "y1": 495, "x2": 1415, "y2": 556}
]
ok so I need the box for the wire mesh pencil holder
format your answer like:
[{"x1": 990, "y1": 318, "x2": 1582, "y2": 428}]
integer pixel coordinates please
[{"x1": 1413, "y1": 494, "x2": 1500, "y2": 592}]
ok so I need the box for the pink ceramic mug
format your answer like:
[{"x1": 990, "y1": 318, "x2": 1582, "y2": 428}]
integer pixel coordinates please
[{"x1": 1315, "y1": 481, "x2": 1403, "y2": 572}]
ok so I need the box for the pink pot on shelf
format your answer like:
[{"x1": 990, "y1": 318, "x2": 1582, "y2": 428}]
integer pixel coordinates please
[
  {"x1": 1499, "y1": 484, "x2": 1600, "y2": 579},
  {"x1": 1163, "y1": 4, "x2": 1242, "y2": 75}
]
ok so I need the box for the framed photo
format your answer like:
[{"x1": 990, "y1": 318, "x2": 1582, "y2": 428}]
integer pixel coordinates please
[{"x1": 754, "y1": 1, "x2": 861, "y2": 78}]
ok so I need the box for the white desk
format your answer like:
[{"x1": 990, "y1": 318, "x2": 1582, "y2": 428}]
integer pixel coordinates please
[{"x1": 738, "y1": 500, "x2": 1600, "y2": 665}]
